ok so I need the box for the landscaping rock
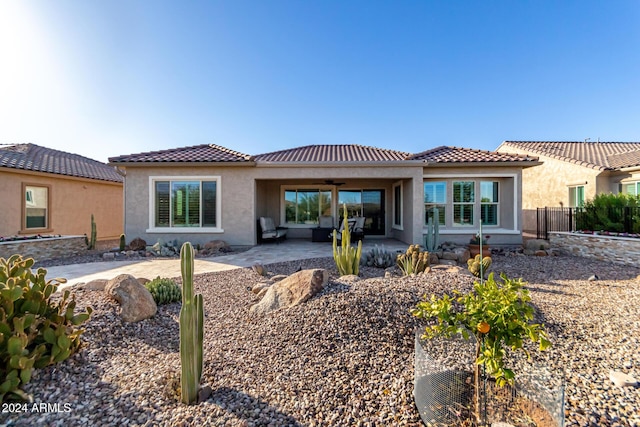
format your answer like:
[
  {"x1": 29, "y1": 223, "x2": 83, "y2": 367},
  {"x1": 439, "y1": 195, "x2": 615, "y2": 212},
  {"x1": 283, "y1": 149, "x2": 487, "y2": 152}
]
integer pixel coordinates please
[
  {"x1": 249, "y1": 269, "x2": 328, "y2": 314},
  {"x1": 129, "y1": 237, "x2": 147, "y2": 251},
  {"x1": 588, "y1": 274, "x2": 599, "y2": 281},
  {"x1": 137, "y1": 277, "x2": 150, "y2": 286},
  {"x1": 525, "y1": 239, "x2": 550, "y2": 251},
  {"x1": 102, "y1": 252, "x2": 115, "y2": 260},
  {"x1": 84, "y1": 279, "x2": 108, "y2": 291},
  {"x1": 105, "y1": 274, "x2": 157, "y2": 322},
  {"x1": 442, "y1": 252, "x2": 459, "y2": 261},
  {"x1": 270, "y1": 274, "x2": 288, "y2": 282},
  {"x1": 609, "y1": 371, "x2": 638, "y2": 388},
  {"x1": 535, "y1": 250, "x2": 548, "y2": 256},
  {"x1": 252, "y1": 264, "x2": 266, "y2": 276},
  {"x1": 428, "y1": 252, "x2": 439, "y2": 265},
  {"x1": 204, "y1": 240, "x2": 228, "y2": 252}
]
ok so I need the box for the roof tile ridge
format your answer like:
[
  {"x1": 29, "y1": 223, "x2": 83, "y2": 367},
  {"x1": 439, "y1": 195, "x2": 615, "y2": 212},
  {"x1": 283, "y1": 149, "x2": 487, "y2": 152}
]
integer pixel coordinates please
[{"x1": 207, "y1": 143, "x2": 253, "y2": 160}]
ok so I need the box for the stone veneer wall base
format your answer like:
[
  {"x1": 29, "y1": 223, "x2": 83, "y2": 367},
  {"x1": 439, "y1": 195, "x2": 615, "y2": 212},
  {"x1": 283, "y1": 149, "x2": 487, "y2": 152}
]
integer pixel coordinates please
[
  {"x1": 0, "y1": 236, "x2": 87, "y2": 262},
  {"x1": 549, "y1": 232, "x2": 640, "y2": 266}
]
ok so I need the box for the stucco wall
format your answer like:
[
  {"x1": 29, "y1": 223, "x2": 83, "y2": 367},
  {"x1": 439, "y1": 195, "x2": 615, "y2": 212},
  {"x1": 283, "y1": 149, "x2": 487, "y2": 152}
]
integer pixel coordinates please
[
  {"x1": 421, "y1": 166, "x2": 524, "y2": 246},
  {"x1": 0, "y1": 169, "x2": 123, "y2": 240},
  {"x1": 550, "y1": 232, "x2": 640, "y2": 266},
  {"x1": 122, "y1": 165, "x2": 255, "y2": 247},
  {"x1": 120, "y1": 163, "x2": 527, "y2": 247},
  {"x1": 496, "y1": 146, "x2": 606, "y2": 233}
]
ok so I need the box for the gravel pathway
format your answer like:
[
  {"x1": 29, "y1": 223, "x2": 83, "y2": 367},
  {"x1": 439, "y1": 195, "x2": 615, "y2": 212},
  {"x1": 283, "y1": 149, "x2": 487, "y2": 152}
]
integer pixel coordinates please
[{"x1": 2, "y1": 255, "x2": 639, "y2": 427}]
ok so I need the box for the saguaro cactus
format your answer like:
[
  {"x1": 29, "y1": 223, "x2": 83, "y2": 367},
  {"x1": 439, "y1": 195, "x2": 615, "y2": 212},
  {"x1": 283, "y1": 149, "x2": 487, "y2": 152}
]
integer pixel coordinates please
[
  {"x1": 425, "y1": 207, "x2": 440, "y2": 252},
  {"x1": 88, "y1": 214, "x2": 97, "y2": 249},
  {"x1": 179, "y1": 242, "x2": 204, "y2": 404}
]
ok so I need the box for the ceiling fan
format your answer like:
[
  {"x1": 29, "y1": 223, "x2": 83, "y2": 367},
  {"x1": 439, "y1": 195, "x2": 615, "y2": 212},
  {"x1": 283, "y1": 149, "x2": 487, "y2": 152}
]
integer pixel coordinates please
[{"x1": 312, "y1": 179, "x2": 346, "y2": 186}]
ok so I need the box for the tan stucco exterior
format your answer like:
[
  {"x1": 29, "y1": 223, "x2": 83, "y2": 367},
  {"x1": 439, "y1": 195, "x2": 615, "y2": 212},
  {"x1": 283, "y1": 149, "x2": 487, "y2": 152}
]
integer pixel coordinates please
[
  {"x1": 0, "y1": 169, "x2": 123, "y2": 240},
  {"x1": 118, "y1": 162, "x2": 528, "y2": 247},
  {"x1": 496, "y1": 145, "x2": 640, "y2": 233}
]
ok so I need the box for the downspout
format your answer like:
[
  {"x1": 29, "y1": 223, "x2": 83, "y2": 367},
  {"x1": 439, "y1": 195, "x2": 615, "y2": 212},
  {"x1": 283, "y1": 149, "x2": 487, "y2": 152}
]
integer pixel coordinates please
[{"x1": 114, "y1": 166, "x2": 126, "y2": 239}]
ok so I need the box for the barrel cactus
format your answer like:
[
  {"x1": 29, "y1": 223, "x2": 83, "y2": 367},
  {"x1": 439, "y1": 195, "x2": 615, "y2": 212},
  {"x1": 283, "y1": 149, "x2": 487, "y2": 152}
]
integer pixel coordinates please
[{"x1": 467, "y1": 254, "x2": 492, "y2": 278}]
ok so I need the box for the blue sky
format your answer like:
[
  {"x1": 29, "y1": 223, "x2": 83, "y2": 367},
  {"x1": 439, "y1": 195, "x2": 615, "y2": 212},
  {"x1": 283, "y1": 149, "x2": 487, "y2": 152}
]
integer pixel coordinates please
[{"x1": 1, "y1": 1, "x2": 639, "y2": 163}]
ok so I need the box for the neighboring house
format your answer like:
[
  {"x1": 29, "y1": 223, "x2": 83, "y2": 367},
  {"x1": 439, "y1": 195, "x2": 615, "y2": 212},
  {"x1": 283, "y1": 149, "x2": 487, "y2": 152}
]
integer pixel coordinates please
[
  {"x1": 0, "y1": 144, "x2": 124, "y2": 240},
  {"x1": 496, "y1": 141, "x2": 640, "y2": 233},
  {"x1": 109, "y1": 143, "x2": 539, "y2": 247}
]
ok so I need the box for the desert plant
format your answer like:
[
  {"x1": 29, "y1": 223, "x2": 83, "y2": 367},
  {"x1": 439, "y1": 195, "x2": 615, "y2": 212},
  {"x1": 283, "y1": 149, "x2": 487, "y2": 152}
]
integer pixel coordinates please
[
  {"x1": 361, "y1": 245, "x2": 395, "y2": 268},
  {"x1": 576, "y1": 193, "x2": 640, "y2": 233},
  {"x1": 397, "y1": 244, "x2": 429, "y2": 276},
  {"x1": 467, "y1": 255, "x2": 492, "y2": 278},
  {"x1": 332, "y1": 204, "x2": 362, "y2": 276},
  {"x1": 179, "y1": 242, "x2": 204, "y2": 405},
  {"x1": 424, "y1": 207, "x2": 440, "y2": 252},
  {"x1": 88, "y1": 214, "x2": 97, "y2": 250},
  {"x1": 119, "y1": 234, "x2": 126, "y2": 252},
  {"x1": 145, "y1": 277, "x2": 182, "y2": 305},
  {"x1": 412, "y1": 272, "x2": 551, "y2": 420},
  {"x1": 0, "y1": 254, "x2": 92, "y2": 402}
]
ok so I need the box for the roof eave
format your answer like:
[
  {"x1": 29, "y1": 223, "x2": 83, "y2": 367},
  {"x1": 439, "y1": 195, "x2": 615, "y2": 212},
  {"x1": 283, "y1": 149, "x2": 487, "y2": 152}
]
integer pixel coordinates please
[
  {"x1": 254, "y1": 160, "x2": 424, "y2": 167},
  {"x1": 108, "y1": 161, "x2": 256, "y2": 167},
  {"x1": 421, "y1": 160, "x2": 542, "y2": 168}
]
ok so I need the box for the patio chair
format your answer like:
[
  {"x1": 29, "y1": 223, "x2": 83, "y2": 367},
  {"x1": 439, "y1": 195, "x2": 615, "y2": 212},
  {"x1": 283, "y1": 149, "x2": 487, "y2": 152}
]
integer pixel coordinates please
[
  {"x1": 334, "y1": 217, "x2": 364, "y2": 243},
  {"x1": 257, "y1": 217, "x2": 288, "y2": 243}
]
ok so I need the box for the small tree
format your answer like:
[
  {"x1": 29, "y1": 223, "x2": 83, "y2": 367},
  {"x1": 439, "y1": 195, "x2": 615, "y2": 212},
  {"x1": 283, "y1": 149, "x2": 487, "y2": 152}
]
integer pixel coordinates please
[{"x1": 411, "y1": 272, "x2": 551, "y2": 421}]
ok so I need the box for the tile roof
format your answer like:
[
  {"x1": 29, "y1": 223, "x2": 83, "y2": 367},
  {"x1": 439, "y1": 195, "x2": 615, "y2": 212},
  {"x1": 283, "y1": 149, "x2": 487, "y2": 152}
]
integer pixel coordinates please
[
  {"x1": 0, "y1": 143, "x2": 123, "y2": 183},
  {"x1": 500, "y1": 141, "x2": 640, "y2": 170},
  {"x1": 408, "y1": 146, "x2": 538, "y2": 164},
  {"x1": 109, "y1": 144, "x2": 254, "y2": 163},
  {"x1": 254, "y1": 144, "x2": 410, "y2": 162}
]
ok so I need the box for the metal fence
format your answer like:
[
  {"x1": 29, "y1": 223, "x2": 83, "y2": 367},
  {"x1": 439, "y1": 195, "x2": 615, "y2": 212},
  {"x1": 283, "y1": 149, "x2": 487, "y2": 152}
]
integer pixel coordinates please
[
  {"x1": 414, "y1": 331, "x2": 565, "y2": 426},
  {"x1": 537, "y1": 206, "x2": 640, "y2": 239}
]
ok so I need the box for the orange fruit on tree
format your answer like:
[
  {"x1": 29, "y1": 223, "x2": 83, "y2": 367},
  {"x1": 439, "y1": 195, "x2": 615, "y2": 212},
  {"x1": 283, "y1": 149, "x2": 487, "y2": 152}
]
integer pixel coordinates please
[{"x1": 477, "y1": 321, "x2": 490, "y2": 334}]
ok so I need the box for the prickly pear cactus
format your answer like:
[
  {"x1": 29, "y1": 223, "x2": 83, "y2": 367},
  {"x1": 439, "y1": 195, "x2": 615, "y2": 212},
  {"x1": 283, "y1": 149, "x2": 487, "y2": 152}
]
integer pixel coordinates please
[{"x1": 0, "y1": 254, "x2": 92, "y2": 403}]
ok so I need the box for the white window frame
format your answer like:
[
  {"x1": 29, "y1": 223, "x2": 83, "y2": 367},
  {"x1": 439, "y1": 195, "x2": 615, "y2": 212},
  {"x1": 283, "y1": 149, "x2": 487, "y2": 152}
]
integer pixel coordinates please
[
  {"x1": 281, "y1": 185, "x2": 334, "y2": 228},
  {"x1": 568, "y1": 185, "x2": 585, "y2": 208},
  {"x1": 422, "y1": 173, "x2": 521, "y2": 235},
  {"x1": 622, "y1": 181, "x2": 640, "y2": 196},
  {"x1": 147, "y1": 176, "x2": 223, "y2": 233},
  {"x1": 480, "y1": 181, "x2": 500, "y2": 226},
  {"x1": 452, "y1": 181, "x2": 475, "y2": 227},
  {"x1": 392, "y1": 181, "x2": 403, "y2": 230}
]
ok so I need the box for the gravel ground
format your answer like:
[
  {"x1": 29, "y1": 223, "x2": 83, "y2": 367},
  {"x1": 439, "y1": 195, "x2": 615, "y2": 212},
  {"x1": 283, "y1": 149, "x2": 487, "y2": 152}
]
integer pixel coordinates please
[{"x1": 2, "y1": 254, "x2": 640, "y2": 427}]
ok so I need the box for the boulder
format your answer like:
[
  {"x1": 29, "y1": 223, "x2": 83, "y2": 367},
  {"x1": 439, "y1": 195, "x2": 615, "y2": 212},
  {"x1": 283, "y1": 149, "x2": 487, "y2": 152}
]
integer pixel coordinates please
[
  {"x1": 609, "y1": 371, "x2": 638, "y2": 388},
  {"x1": 270, "y1": 274, "x2": 288, "y2": 282},
  {"x1": 525, "y1": 239, "x2": 549, "y2": 251},
  {"x1": 129, "y1": 237, "x2": 147, "y2": 251},
  {"x1": 250, "y1": 269, "x2": 328, "y2": 315},
  {"x1": 534, "y1": 250, "x2": 548, "y2": 256},
  {"x1": 106, "y1": 274, "x2": 157, "y2": 322},
  {"x1": 84, "y1": 279, "x2": 108, "y2": 291},
  {"x1": 204, "y1": 240, "x2": 228, "y2": 252},
  {"x1": 102, "y1": 252, "x2": 115, "y2": 260},
  {"x1": 252, "y1": 264, "x2": 266, "y2": 276},
  {"x1": 137, "y1": 277, "x2": 150, "y2": 286}
]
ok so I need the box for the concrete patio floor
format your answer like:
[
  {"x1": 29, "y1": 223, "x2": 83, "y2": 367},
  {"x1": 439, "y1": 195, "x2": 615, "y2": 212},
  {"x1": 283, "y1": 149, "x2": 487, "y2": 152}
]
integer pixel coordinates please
[{"x1": 46, "y1": 238, "x2": 410, "y2": 290}]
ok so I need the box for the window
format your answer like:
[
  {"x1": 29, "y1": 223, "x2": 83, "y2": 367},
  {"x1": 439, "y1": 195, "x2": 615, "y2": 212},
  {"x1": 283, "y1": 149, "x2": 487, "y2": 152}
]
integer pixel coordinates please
[
  {"x1": 424, "y1": 181, "x2": 446, "y2": 225},
  {"x1": 152, "y1": 178, "x2": 219, "y2": 229},
  {"x1": 622, "y1": 182, "x2": 640, "y2": 196},
  {"x1": 24, "y1": 185, "x2": 49, "y2": 229},
  {"x1": 284, "y1": 189, "x2": 332, "y2": 224},
  {"x1": 392, "y1": 182, "x2": 403, "y2": 229},
  {"x1": 568, "y1": 185, "x2": 585, "y2": 208},
  {"x1": 480, "y1": 181, "x2": 499, "y2": 225},
  {"x1": 453, "y1": 181, "x2": 475, "y2": 226}
]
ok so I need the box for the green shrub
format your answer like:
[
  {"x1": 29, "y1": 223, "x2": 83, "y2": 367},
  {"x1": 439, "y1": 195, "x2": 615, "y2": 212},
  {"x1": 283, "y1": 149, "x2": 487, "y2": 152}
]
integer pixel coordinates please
[
  {"x1": 576, "y1": 193, "x2": 640, "y2": 233},
  {"x1": 145, "y1": 277, "x2": 182, "y2": 305},
  {"x1": 0, "y1": 254, "x2": 92, "y2": 403}
]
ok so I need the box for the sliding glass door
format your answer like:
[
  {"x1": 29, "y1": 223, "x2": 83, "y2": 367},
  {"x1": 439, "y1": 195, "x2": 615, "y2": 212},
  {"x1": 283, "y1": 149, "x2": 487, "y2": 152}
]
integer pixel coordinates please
[{"x1": 338, "y1": 189, "x2": 385, "y2": 235}]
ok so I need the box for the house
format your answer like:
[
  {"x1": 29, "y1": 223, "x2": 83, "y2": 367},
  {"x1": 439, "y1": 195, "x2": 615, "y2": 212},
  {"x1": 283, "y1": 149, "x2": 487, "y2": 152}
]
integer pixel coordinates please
[
  {"x1": 496, "y1": 141, "x2": 640, "y2": 234},
  {"x1": 109, "y1": 143, "x2": 539, "y2": 247},
  {"x1": 0, "y1": 144, "x2": 124, "y2": 240}
]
